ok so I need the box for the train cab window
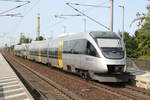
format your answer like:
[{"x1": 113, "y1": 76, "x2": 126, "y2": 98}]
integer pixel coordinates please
[{"x1": 87, "y1": 41, "x2": 98, "y2": 57}]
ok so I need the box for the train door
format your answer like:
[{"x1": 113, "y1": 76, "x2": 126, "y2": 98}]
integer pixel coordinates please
[
  {"x1": 68, "y1": 39, "x2": 84, "y2": 69},
  {"x1": 58, "y1": 41, "x2": 64, "y2": 68},
  {"x1": 82, "y1": 41, "x2": 100, "y2": 71},
  {"x1": 47, "y1": 43, "x2": 50, "y2": 64},
  {"x1": 38, "y1": 44, "x2": 42, "y2": 62}
]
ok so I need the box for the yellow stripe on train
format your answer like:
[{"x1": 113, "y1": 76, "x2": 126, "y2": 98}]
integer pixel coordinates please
[{"x1": 58, "y1": 41, "x2": 64, "y2": 68}]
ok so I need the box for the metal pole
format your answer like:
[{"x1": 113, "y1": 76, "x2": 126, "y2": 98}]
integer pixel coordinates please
[
  {"x1": 119, "y1": 5, "x2": 124, "y2": 43},
  {"x1": 66, "y1": 3, "x2": 110, "y2": 30},
  {"x1": 110, "y1": 0, "x2": 114, "y2": 32},
  {"x1": 63, "y1": 26, "x2": 66, "y2": 33},
  {"x1": 122, "y1": 6, "x2": 124, "y2": 42},
  {"x1": 37, "y1": 13, "x2": 40, "y2": 40},
  {"x1": 50, "y1": 31, "x2": 53, "y2": 38},
  {"x1": 83, "y1": 18, "x2": 86, "y2": 32}
]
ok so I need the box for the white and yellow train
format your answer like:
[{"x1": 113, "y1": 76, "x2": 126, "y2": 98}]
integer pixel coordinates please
[{"x1": 14, "y1": 31, "x2": 129, "y2": 82}]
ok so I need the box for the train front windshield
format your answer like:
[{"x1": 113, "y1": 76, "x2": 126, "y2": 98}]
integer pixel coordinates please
[{"x1": 90, "y1": 31, "x2": 124, "y2": 59}]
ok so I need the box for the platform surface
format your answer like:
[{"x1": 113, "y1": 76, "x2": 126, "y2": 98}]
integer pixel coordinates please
[
  {"x1": 0, "y1": 53, "x2": 34, "y2": 100},
  {"x1": 128, "y1": 69, "x2": 150, "y2": 89},
  {"x1": 128, "y1": 69, "x2": 150, "y2": 82}
]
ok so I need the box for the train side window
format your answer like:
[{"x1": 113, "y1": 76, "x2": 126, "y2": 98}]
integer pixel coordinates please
[
  {"x1": 64, "y1": 41, "x2": 69, "y2": 53},
  {"x1": 74, "y1": 39, "x2": 87, "y2": 54},
  {"x1": 87, "y1": 41, "x2": 98, "y2": 57}
]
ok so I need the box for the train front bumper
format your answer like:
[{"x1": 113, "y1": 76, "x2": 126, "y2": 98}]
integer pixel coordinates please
[{"x1": 90, "y1": 72, "x2": 130, "y2": 82}]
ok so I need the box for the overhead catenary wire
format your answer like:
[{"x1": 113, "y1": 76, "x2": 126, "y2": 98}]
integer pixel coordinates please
[
  {"x1": 0, "y1": 0, "x2": 31, "y2": 45},
  {"x1": 50, "y1": 17, "x2": 68, "y2": 28},
  {"x1": 0, "y1": 13, "x2": 23, "y2": 17},
  {"x1": 50, "y1": 2, "x2": 106, "y2": 29},
  {"x1": 13, "y1": 0, "x2": 41, "y2": 31},
  {"x1": 0, "y1": 1, "x2": 30, "y2": 15},
  {"x1": 99, "y1": 0, "x2": 110, "y2": 5},
  {"x1": 23, "y1": 0, "x2": 40, "y2": 16},
  {"x1": 0, "y1": 0, "x2": 40, "y2": 46},
  {"x1": 67, "y1": 3, "x2": 110, "y2": 8},
  {"x1": 66, "y1": 3, "x2": 110, "y2": 31},
  {"x1": 0, "y1": 0, "x2": 28, "y2": 2},
  {"x1": 0, "y1": 0, "x2": 19, "y2": 2},
  {"x1": 12, "y1": 0, "x2": 41, "y2": 34}
]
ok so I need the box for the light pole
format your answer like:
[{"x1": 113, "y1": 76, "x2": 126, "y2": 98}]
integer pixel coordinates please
[
  {"x1": 66, "y1": 3, "x2": 110, "y2": 31},
  {"x1": 63, "y1": 26, "x2": 66, "y2": 33},
  {"x1": 119, "y1": 5, "x2": 125, "y2": 43},
  {"x1": 50, "y1": 31, "x2": 54, "y2": 39},
  {"x1": 54, "y1": 14, "x2": 83, "y2": 33},
  {"x1": 83, "y1": 18, "x2": 86, "y2": 32},
  {"x1": 110, "y1": 0, "x2": 114, "y2": 32}
]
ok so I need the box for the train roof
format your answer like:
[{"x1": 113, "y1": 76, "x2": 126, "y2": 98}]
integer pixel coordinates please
[
  {"x1": 57, "y1": 31, "x2": 118, "y2": 37},
  {"x1": 14, "y1": 31, "x2": 120, "y2": 48},
  {"x1": 56, "y1": 31, "x2": 119, "y2": 40},
  {"x1": 90, "y1": 31, "x2": 120, "y2": 38},
  {"x1": 14, "y1": 44, "x2": 25, "y2": 50}
]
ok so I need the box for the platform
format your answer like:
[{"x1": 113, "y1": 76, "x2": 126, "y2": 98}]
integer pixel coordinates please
[
  {"x1": 128, "y1": 69, "x2": 150, "y2": 89},
  {"x1": 0, "y1": 53, "x2": 34, "y2": 100}
]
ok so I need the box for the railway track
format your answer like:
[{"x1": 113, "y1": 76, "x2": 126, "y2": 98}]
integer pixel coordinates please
[
  {"x1": 126, "y1": 85, "x2": 150, "y2": 95},
  {"x1": 52, "y1": 67, "x2": 150, "y2": 100},
  {"x1": 3, "y1": 52, "x2": 150, "y2": 100},
  {"x1": 59, "y1": 69, "x2": 150, "y2": 100},
  {"x1": 92, "y1": 82, "x2": 150, "y2": 100},
  {"x1": 3, "y1": 52, "x2": 84, "y2": 100}
]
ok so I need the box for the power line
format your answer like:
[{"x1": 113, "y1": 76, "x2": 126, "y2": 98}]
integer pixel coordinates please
[
  {"x1": 0, "y1": 0, "x2": 27, "y2": 2},
  {"x1": 23, "y1": 0, "x2": 40, "y2": 16},
  {"x1": 50, "y1": 1, "x2": 111, "y2": 30},
  {"x1": 12, "y1": 0, "x2": 41, "y2": 34},
  {"x1": 49, "y1": 4, "x2": 99, "y2": 29},
  {"x1": 0, "y1": 0, "x2": 31, "y2": 40},
  {"x1": 47, "y1": 1, "x2": 110, "y2": 31},
  {"x1": 67, "y1": 3, "x2": 110, "y2": 8},
  {"x1": 0, "y1": 13, "x2": 23, "y2": 17},
  {"x1": 50, "y1": 18, "x2": 68, "y2": 28},
  {"x1": 0, "y1": 0, "x2": 20, "y2": 2},
  {"x1": 0, "y1": 1, "x2": 30, "y2": 15},
  {"x1": 66, "y1": 3, "x2": 110, "y2": 30},
  {"x1": 99, "y1": 0, "x2": 109, "y2": 5}
]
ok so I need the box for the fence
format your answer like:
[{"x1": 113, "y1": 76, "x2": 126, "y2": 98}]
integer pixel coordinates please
[{"x1": 127, "y1": 58, "x2": 150, "y2": 71}]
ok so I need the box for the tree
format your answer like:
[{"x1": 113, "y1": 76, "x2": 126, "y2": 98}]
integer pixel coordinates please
[
  {"x1": 135, "y1": 28, "x2": 150, "y2": 58},
  {"x1": 18, "y1": 33, "x2": 32, "y2": 45},
  {"x1": 35, "y1": 36, "x2": 45, "y2": 41},
  {"x1": 124, "y1": 32, "x2": 138, "y2": 58},
  {"x1": 131, "y1": 3, "x2": 150, "y2": 59}
]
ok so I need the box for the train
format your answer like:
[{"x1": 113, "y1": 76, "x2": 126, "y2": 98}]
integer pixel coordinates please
[{"x1": 14, "y1": 31, "x2": 129, "y2": 82}]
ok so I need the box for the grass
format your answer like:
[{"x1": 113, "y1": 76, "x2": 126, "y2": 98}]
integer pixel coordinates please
[{"x1": 139, "y1": 55, "x2": 150, "y2": 60}]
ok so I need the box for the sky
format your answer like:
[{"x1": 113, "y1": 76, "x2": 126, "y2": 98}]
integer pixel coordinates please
[{"x1": 0, "y1": 0, "x2": 149, "y2": 47}]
